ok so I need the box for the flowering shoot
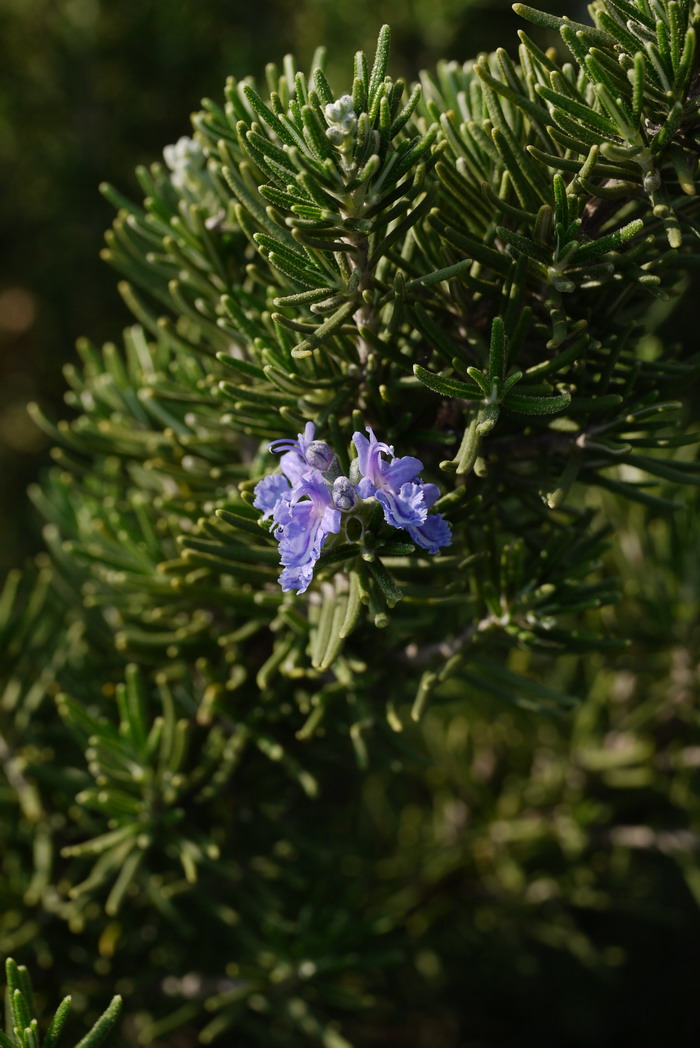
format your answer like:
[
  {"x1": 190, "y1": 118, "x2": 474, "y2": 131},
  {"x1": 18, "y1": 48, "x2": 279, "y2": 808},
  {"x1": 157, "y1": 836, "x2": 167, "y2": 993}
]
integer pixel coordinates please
[{"x1": 253, "y1": 422, "x2": 452, "y2": 593}]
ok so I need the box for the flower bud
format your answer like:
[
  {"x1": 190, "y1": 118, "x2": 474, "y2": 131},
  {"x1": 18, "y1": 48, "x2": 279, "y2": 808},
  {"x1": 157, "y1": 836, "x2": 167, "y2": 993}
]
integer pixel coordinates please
[
  {"x1": 324, "y1": 95, "x2": 355, "y2": 126},
  {"x1": 305, "y1": 440, "x2": 335, "y2": 471},
  {"x1": 643, "y1": 168, "x2": 661, "y2": 193},
  {"x1": 332, "y1": 476, "x2": 357, "y2": 511}
]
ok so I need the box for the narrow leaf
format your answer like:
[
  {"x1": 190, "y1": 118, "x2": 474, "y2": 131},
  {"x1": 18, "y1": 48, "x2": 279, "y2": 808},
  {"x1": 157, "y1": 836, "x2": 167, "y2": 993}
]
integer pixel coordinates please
[
  {"x1": 413, "y1": 365, "x2": 482, "y2": 400},
  {"x1": 73, "y1": 998, "x2": 122, "y2": 1048},
  {"x1": 504, "y1": 390, "x2": 572, "y2": 414}
]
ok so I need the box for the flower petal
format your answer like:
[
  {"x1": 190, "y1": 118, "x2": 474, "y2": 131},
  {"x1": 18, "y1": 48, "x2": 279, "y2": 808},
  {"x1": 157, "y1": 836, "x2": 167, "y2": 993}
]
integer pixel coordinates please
[
  {"x1": 406, "y1": 513, "x2": 452, "y2": 554},
  {"x1": 253, "y1": 473, "x2": 291, "y2": 520},
  {"x1": 383, "y1": 454, "x2": 423, "y2": 489},
  {"x1": 377, "y1": 482, "x2": 428, "y2": 529},
  {"x1": 280, "y1": 450, "x2": 307, "y2": 485}
]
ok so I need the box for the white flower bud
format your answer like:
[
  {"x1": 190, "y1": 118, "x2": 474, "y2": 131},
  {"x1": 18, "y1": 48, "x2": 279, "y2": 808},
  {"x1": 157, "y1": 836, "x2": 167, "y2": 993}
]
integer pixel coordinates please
[
  {"x1": 643, "y1": 168, "x2": 661, "y2": 193},
  {"x1": 332, "y1": 476, "x2": 357, "y2": 511},
  {"x1": 324, "y1": 95, "x2": 355, "y2": 125}
]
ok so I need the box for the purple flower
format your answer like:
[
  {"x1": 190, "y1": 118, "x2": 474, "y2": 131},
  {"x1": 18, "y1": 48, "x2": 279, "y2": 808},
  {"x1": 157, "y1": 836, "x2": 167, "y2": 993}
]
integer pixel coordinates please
[
  {"x1": 352, "y1": 428, "x2": 423, "y2": 499},
  {"x1": 403, "y1": 479, "x2": 451, "y2": 553},
  {"x1": 253, "y1": 420, "x2": 452, "y2": 594},
  {"x1": 253, "y1": 425, "x2": 342, "y2": 594},
  {"x1": 274, "y1": 470, "x2": 341, "y2": 593},
  {"x1": 352, "y1": 427, "x2": 451, "y2": 553},
  {"x1": 376, "y1": 481, "x2": 427, "y2": 529}
]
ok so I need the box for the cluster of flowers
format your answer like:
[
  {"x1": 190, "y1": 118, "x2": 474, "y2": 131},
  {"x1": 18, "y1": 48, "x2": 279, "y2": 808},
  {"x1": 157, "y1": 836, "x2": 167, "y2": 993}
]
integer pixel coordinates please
[
  {"x1": 163, "y1": 136, "x2": 205, "y2": 191},
  {"x1": 162, "y1": 136, "x2": 223, "y2": 227},
  {"x1": 253, "y1": 422, "x2": 452, "y2": 593}
]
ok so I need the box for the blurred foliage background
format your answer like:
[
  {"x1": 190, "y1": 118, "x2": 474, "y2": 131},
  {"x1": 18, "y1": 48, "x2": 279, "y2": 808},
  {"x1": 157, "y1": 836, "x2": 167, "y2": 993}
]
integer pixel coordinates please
[{"x1": 2, "y1": 1, "x2": 700, "y2": 1045}]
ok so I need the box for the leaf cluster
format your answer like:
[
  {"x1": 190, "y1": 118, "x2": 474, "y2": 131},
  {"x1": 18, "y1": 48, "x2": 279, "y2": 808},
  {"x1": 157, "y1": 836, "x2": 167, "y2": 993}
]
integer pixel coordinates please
[{"x1": 0, "y1": 960, "x2": 120, "y2": 1048}]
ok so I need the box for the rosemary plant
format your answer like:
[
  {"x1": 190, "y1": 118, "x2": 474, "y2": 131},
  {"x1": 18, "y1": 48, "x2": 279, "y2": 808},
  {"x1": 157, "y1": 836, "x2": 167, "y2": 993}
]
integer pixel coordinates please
[{"x1": 2, "y1": 2, "x2": 700, "y2": 1045}]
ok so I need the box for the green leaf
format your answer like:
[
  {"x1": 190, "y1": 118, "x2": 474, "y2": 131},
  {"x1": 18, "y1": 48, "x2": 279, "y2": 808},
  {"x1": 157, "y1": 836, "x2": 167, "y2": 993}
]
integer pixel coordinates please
[
  {"x1": 301, "y1": 104, "x2": 336, "y2": 162},
  {"x1": 466, "y1": 367, "x2": 490, "y2": 395},
  {"x1": 411, "y1": 671, "x2": 439, "y2": 721},
  {"x1": 488, "y1": 316, "x2": 507, "y2": 381},
  {"x1": 475, "y1": 55, "x2": 551, "y2": 130},
  {"x1": 574, "y1": 219, "x2": 643, "y2": 260},
  {"x1": 536, "y1": 83, "x2": 619, "y2": 138},
  {"x1": 525, "y1": 332, "x2": 589, "y2": 378},
  {"x1": 404, "y1": 259, "x2": 470, "y2": 290},
  {"x1": 504, "y1": 390, "x2": 572, "y2": 414},
  {"x1": 242, "y1": 85, "x2": 302, "y2": 149},
  {"x1": 390, "y1": 83, "x2": 422, "y2": 137},
  {"x1": 462, "y1": 657, "x2": 577, "y2": 711},
  {"x1": 311, "y1": 586, "x2": 347, "y2": 670},
  {"x1": 411, "y1": 301, "x2": 467, "y2": 364},
  {"x1": 215, "y1": 351, "x2": 265, "y2": 381},
  {"x1": 291, "y1": 300, "x2": 356, "y2": 358},
  {"x1": 413, "y1": 364, "x2": 482, "y2": 400},
  {"x1": 73, "y1": 998, "x2": 122, "y2": 1048},
  {"x1": 367, "y1": 559, "x2": 403, "y2": 608},
  {"x1": 219, "y1": 145, "x2": 296, "y2": 243},
  {"x1": 14, "y1": 973, "x2": 34, "y2": 1025},
  {"x1": 339, "y1": 571, "x2": 363, "y2": 639},
  {"x1": 441, "y1": 417, "x2": 483, "y2": 476},
  {"x1": 367, "y1": 188, "x2": 436, "y2": 267},
  {"x1": 368, "y1": 25, "x2": 392, "y2": 108},
  {"x1": 41, "y1": 999, "x2": 71, "y2": 1048},
  {"x1": 262, "y1": 249, "x2": 325, "y2": 288},
  {"x1": 10, "y1": 990, "x2": 31, "y2": 1043},
  {"x1": 496, "y1": 226, "x2": 550, "y2": 265},
  {"x1": 512, "y1": 4, "x2": 616, "y2": 49}
]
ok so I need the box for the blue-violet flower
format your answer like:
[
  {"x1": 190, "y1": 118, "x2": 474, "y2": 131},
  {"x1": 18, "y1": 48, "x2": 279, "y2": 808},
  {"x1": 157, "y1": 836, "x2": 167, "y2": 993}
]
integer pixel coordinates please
[
  {"x1": 273, "y1": 470, "x2": 341, "y2": 594},
  {"x1": 253, "y1": 422, "x2": 451, "y2": 593},
  {"x1": 352, "y1": 428, "x2": 451, "y2": 551}
]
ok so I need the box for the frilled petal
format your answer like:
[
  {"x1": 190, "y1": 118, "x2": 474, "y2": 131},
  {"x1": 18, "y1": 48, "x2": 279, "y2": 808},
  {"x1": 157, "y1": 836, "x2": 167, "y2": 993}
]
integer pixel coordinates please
[
  {"x1": 253, "y1": 473, "x2": 291, "y2": 520},
  {"x1": 279, "y1": 561, "x2": 316, "y2": 594},
  {"x1": 278, "y1": 505, "x2": 319, "y2": 567},
  {"x1": 272, "y1": 496, "x2": 294, "y2": 528},
  {"x1": 421, "y1": 483, "x2": 440, "y2": 509},
  {"x1": 271, "y1": 469, "x2": 342, "y2": 592},
  {"x1": 377, "y1": 482, "x2": 428, "y2": 529},
  {"x1": 406, "y1": 513, "x2": 452, "y2": 554}
]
